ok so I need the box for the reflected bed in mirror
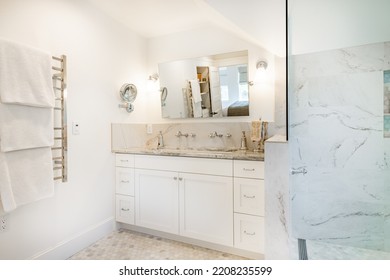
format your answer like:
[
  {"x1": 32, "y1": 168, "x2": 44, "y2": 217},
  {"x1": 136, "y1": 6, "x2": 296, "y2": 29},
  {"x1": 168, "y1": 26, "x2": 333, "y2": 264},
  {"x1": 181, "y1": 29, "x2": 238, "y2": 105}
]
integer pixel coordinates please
[{"x1": 158, "y1": 50, "x2": 249, "y2": 119}]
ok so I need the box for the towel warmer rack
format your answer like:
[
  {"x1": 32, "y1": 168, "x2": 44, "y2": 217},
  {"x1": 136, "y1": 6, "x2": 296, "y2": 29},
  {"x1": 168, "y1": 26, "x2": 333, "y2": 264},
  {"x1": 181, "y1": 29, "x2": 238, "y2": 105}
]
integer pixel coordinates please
[{"x1": 51, "y1": 55, "x2": 67, "y2": 182}]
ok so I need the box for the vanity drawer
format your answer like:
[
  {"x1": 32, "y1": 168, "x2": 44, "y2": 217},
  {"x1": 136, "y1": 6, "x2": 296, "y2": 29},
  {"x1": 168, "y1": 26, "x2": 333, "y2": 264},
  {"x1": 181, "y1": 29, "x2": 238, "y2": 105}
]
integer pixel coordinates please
[
  {"x1": 234, "y1": 160, "x2": 264, "y2": 179},
  {"x1": 116, "y1": 194, "x2": 135, "y2": 224},
  {"x1": 116, "y1": 153, "x2": 134, "y2": 168},
  {"x1": 116, "y1": 167, "x2": 135, "y2": 196},
  {"x1": 234, "y1": 178, "x2": 264, "y2": 216},
  {"x1": 234, "y1": 213, "x2": 264, "y2": 253}
]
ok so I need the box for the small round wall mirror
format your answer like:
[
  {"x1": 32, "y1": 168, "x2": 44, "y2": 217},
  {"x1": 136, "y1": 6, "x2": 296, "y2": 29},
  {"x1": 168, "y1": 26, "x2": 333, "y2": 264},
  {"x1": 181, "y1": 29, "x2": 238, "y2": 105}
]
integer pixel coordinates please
[
  {"x1": 120, "y1": 83, "x2": 137, "y2": 103},
  {"x1": 161, "y1": 87, "x2": 168, "y2": 101}
]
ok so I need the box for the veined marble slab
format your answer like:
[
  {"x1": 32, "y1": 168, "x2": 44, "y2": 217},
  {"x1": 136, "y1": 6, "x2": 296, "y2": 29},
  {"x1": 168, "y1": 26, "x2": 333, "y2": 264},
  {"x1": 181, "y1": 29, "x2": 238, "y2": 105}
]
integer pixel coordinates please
[
  {"x1": 290, "y1": 41, "x2": 390, "y2": 255},
  {"x1": 264, "y1": 137, "x2": 290, "y2": 259},
  {"x1": 111, "y1": 122, "x2": 268, "y2": 161}
]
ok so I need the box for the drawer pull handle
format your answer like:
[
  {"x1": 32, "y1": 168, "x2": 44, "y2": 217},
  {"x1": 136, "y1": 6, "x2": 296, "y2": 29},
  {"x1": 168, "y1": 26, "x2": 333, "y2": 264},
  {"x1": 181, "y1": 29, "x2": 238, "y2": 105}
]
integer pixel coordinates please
[
  {"x1": 121, "y1": 208, "x2": 130, "y2": 212},
  {"x1": 244, "y1": 195, "x2": 256, "y2": 199},
  {"x1": 243, "y1": 168, "x2": 255, "y2": 172},
  {"x1": 244, "y1": 230, "x2": 256, "y2": 236},
  {"x1": 120, "y1": 160, "x2": 129, "y2": 162},
  {"x1": 121, "y1": 180, "x2": 130, "y2": 183}
]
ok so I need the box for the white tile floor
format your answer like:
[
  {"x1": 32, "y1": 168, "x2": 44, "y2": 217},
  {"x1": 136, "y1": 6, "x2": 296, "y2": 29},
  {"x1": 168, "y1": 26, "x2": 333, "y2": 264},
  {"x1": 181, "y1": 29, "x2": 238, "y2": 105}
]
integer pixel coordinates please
[{"x1": 69, "y1": 229, "x2": 248, "y2": 260}]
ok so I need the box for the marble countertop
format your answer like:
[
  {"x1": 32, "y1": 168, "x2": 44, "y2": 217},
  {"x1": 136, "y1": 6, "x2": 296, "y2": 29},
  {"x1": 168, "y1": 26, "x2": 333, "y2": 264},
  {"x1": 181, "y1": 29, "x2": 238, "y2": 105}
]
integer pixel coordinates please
[{"x1": 112, "y1": 147, "x2": 264, "y2": 161}]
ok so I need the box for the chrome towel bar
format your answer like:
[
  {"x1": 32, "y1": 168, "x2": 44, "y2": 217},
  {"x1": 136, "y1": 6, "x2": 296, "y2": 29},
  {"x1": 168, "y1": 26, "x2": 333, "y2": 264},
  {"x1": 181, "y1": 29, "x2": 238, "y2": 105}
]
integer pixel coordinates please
[{"x1": 51, "y1": 55, "x2": 67, "y2": 182}]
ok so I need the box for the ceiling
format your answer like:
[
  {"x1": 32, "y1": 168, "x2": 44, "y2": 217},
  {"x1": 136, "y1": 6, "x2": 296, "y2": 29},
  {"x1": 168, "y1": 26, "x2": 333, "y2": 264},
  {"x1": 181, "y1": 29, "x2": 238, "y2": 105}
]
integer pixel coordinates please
[{"x1": 86, "y1": 0, "x2": 286, "y2": 57}]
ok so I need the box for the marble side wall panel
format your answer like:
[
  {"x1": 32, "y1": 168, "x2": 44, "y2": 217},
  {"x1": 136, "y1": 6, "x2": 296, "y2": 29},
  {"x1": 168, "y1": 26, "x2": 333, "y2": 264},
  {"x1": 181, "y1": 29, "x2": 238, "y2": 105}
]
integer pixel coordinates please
[
  {"x1": 290, "y1": 41, "x2": 390, "y2": 254},
  {"x1": 264, "y1": 137, "x2": 290, "y2": 259}
]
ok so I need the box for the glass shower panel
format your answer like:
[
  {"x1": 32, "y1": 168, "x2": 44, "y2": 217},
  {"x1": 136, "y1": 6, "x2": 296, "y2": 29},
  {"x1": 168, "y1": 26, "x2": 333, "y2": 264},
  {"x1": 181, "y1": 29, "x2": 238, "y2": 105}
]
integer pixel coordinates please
[
  {"x1": 289, "y1": 42, "x2": 390, "y2": 259},
  {"x1": 384, "y1": 70, "x2": 390, "y2": 138}
]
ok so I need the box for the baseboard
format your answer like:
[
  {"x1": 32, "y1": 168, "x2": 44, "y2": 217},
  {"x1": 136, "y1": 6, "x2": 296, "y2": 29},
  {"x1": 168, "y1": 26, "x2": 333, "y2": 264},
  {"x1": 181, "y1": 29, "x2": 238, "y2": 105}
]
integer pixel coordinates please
[
  {"x1": 119, "y1": 223, "x2": 264, "y2": 260},
  {"x1": 31, "y1": 217, "x2": 115, "y2": 260}
]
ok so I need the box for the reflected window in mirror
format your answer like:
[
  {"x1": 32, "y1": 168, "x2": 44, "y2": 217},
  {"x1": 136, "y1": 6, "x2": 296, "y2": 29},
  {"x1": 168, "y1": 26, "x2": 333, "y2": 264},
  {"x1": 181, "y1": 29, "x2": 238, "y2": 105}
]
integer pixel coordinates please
[{"x1": 218, "y1": 64, "x2": 249, "y2": 117}]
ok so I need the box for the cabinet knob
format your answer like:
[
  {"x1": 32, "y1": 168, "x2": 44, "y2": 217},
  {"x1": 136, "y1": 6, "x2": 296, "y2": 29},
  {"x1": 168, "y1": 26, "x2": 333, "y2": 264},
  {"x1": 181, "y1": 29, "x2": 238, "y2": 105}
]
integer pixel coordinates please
[
  {"x1": 179, "y1": 177, "x2": 183, "y2": 181},
  {"x1": 243, "y1": 194, "x2": 256, "y2": 199},
  {"x1": 121, "y1": 208, "x2": 130, "y2": 212},
  {"x1": 173, "y1": 177, "x2": 178, "y2": 180},
  {"x1": 244, "y1": 230, "x2": 256, "y2": 236}
]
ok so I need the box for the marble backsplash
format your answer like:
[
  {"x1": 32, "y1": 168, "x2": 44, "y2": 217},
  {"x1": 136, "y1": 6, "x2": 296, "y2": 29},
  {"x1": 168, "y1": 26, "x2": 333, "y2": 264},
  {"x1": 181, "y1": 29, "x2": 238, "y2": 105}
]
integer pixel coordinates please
[
  {"x1": 112, "y1": 122, "x2": 270, "y2": 152},
  {"x1": 290, "y1": 41, "x2": 390, "y2": 254}
]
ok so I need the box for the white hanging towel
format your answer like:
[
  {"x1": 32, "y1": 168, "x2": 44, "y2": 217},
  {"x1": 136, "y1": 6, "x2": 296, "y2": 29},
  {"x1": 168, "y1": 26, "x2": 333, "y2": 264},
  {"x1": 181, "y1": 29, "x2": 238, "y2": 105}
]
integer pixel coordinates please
[
  {"x1": 192, "y1": 100, "x2": 202, "y2": 118},
  {"x1": 0, "y1": 147, "x2": 54, "y2": 213},
  {"x1": 0, "y1": 37, "x2": 54, "y2": 108},
  {"x1": 0, "y1": 103, "x2": 54, "y2": 152},
  {"x1": 189, "y1": 80, "x2": 202, "y2": 103}
]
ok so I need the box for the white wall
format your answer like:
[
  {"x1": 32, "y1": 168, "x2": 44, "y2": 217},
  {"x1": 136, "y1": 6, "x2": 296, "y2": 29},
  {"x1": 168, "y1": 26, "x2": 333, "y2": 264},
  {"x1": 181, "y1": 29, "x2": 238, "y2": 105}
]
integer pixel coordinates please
[
  {"x1": 0, "y1": 0, "x2": 147, "y2": 259},
  {"x1": 289, "y1": 0, "x2": 390, "y2": 55},
  {"x1": 146, "y1": 25, "x2": 276, "y2": 123},
  {"x1": 0, "y1": 0, "x2": 284, "y2": 259}
]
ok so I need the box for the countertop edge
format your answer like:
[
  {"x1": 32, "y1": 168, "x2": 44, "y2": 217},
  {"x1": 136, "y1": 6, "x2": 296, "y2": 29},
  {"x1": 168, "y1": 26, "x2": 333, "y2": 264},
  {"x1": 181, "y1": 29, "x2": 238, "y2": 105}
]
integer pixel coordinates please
[{"x1": 112, "y1": 148, "x2": 264, "y2": 161}]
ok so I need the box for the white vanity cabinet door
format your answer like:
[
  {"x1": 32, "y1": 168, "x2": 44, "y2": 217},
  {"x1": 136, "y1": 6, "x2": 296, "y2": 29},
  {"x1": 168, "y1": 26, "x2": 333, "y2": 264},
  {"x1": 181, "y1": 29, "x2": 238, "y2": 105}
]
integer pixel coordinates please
[
  {"x1": 135, "y1": 169, "x2": 179, "y2": 234},
  {"x1": 116, "y1": 194, "x2": 135, "y2": 224},
  {"x1": 234, "y1": 177, "x2": 264, "y2": 216},
  {"x1": 116, "y1": 167, "x2": 134, "y2": 196},
  {"x1": 179, "y1": 173, "x2": 233, "y2": 246},
  {"x1": 234, "y1": 213, "x2": 264, "y2": 253}
]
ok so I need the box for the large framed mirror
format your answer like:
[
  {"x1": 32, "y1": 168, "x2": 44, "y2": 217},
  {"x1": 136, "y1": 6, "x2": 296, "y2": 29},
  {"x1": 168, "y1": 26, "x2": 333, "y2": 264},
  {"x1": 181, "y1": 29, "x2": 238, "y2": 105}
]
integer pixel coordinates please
[{"x1": 158, "y1": 50, "x2": 249, "y2": 119}]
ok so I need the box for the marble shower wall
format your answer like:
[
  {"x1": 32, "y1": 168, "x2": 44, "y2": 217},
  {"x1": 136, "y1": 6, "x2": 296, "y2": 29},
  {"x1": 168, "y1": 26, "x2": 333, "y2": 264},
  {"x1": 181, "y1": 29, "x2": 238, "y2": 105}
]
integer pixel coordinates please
[{"x1": 290, "y1": 42, "x2": 390, "y2": 253}]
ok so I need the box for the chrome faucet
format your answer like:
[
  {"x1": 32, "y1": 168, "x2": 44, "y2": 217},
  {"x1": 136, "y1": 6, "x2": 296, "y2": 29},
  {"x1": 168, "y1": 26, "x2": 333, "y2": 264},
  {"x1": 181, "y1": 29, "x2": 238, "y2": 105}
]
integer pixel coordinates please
[
  {"x1": 175, "y1": 131, "x2": 188, "y2": 137},
  {"x1": 157, "y1": 131, "x2": 164, "y2": 148},
  {"x1": 240, "y1": 131, "x2": 248, "y2": 150},
  {"x1": 209, "y1": 131, "x2": 223, "y2": 138}
]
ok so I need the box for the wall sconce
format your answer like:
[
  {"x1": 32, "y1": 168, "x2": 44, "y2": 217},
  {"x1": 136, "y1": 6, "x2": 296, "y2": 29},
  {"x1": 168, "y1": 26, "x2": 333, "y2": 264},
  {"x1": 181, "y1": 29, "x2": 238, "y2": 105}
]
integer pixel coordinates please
[
  {"x1": 118, "y1": 83, "x2": 137, "y2": 113},
  {"x1": 147, "y1": 73, "x2": 159, "y2": 92},
  {"x1": 249, "y1": 60, "x2": 268, "y2": 86},
  {"x1": 148, "y1": 73, "x2": 159, "y2": 82}
]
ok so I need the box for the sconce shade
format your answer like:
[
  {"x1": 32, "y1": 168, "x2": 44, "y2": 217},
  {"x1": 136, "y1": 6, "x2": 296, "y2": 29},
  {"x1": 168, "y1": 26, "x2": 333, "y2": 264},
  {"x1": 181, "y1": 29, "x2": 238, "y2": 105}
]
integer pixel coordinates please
[
  {"x1": 256, "y1": 61, "x2": 268, "y2": 71},
  {"x1": 249, "y1": 60, "x2": 268, "y2": 86}
]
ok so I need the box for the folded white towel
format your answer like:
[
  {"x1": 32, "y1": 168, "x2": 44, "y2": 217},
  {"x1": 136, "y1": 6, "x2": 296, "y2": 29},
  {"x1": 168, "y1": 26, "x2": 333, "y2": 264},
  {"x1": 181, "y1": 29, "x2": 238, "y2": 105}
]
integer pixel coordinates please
[
  {"x1": 251, "y1": 120, "x2": 262, "y2": 141},
  {"x1": 192, "y1": 99, "x2": 203, "y2": 118},
  {"x1": 0, "y1": 197, "x2": 5, "y2": 215},
  {"x1": 190, "y1": 80, "x2": 202, "y2": 103},
  {"x1": 0, "y1": 38, "x2": 54, "y2": 108},
  {"x1": 0, "y1": 103, "x2": 54, "y2": 152},
  {"x1": 0, "y1": 147, "x2": 54, "y2": 213}
]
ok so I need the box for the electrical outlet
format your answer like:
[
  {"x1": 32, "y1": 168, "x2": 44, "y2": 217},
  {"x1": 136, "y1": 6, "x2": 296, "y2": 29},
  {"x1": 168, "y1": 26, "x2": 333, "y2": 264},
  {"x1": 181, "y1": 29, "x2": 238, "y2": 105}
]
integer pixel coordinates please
[
  {"x1": 146, "y1": 124, "x2": 153, "y2": 134},
  {"x1": 0, "y1": 215, "x2": 7, "y2": 232}
]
